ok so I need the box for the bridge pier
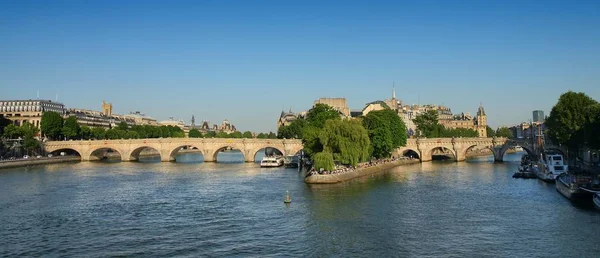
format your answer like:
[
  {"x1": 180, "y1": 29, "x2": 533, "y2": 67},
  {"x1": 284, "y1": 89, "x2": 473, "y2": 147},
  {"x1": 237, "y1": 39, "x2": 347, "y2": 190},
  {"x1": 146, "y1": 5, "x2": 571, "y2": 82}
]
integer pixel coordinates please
[{"x1": 420, "y1": 151, "x2": 432, "y2": 162}]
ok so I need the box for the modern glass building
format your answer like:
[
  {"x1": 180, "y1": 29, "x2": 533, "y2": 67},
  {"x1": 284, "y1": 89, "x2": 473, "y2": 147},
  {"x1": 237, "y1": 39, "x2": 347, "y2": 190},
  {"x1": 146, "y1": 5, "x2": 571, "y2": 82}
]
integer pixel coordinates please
[{"x1": 532, "y1": 110, "x2": 544, "y2": 123}]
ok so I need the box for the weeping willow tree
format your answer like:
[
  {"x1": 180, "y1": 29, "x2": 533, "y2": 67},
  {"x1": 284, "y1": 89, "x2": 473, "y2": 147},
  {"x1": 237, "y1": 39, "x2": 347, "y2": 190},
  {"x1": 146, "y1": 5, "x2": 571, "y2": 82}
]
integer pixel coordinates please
[
  {"x1": 319, "y1": 119, "x2": 370, "y2": 167},
  {"x1": 313, "y1": 152, "x2": 335, "y2": 171}
]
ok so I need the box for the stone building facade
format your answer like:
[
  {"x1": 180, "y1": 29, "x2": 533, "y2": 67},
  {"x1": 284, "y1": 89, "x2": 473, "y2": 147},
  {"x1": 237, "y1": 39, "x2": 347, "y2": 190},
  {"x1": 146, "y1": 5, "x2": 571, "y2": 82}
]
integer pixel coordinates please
[{"x1": 0, "y1": 100, "x2": 66, "y2": 128}]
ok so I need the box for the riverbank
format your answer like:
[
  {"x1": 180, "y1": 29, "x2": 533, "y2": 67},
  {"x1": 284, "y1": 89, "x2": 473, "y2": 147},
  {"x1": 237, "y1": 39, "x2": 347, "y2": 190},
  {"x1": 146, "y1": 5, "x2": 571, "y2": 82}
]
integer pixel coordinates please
[
  {"x1": 0, "y1": 156, "x2": 81, "y2": 170},
  {"x1": 304, "y1": 159, "x2": 419, "y2": 184}
]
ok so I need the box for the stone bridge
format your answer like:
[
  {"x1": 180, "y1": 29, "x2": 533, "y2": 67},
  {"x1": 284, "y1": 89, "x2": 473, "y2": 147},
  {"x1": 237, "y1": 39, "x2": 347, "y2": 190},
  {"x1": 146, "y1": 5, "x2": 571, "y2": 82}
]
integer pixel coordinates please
[
  {"x1": 44, "y1": 138, "x2": 304, "y2": 162},
  {"x1": 395, "y1": 137, "x2": 566, "y2": 162}
]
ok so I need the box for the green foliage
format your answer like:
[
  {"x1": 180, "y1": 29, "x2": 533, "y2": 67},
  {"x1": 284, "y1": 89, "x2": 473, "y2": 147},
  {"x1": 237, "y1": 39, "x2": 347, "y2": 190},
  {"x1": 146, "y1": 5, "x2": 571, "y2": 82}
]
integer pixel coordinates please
[
  {"x1": 242, "y1": 131, "x2": 253, "y2": 138},
  {"x1": 80, "y1": 126, "x2": 92, "y2": 140},
  {"x1": 0, "y1": 115, "x2": 11, "y2": 135},
  {"x1": 216, "y1": 131, "x2": 229, "y2": 138},
  {"x1": 486, "y1": 126, "x2": 496, "y2": 137},
  {"x1": 584, "y1": 104, "x2": 600, "y2": 149},
  {"x1": 204, "y1": 131, "x2": 217, "y2": 138},
  {"x1": 362, "y1": 112, "x2": 393, "y2": 159},
  {"x1": 91, "y1": 127, "x2": 106, "y2": 140},
  {"x1": 413, "y1": 110, "x2": 478, "y2": 138},
  {"x1": 301, "y1": 126, "x2": 323, "y2": 156},
  {"x1": 116, "y1": 121, "x2": 129, "y2": 131},
  {"x1": 319, "y1": 119, "x2": 370, "y2": 166},
  {"x1": 41, "y1": 111, "x2": 64, "y2": 140},
  {"x1": 313, "y1": 152, "x2": 335, "y2": 171},
  {"x1": 413, "y1": 110, "x2": 439, "y2": 137},
  {"x1": 267, "y1": 131, "x2": 277, "y2": 139},
  {"x1": 62, "y1": 116, "x2": 81, "y2": 140},
  {"x1": 125, "y1": 131, "x2": 139, "y2": 139},
  {"x1": 546, "y1": 91, "x2": 598, "y2": 150},
  {"x1": 3, "y1": 124, "x2": 22, "y2": 139},
  {"x1": 189, "y1": 128, "x2": 203, "y2": 138},
  {"x1": 256, "y1": 132, "x2": 267, "y2": 139},
  {"x1": 495, "y1": 127, "x2": 512, "y2": 138},
  {"x1": 277, "y1": 119, "x2": 307, "y2": 139},
  {"x1": 306, "y1": 103, "x2": 341, "y2": 128},
  {"x1": 229, "y1": 131, "x2": 243, "y2": 138}
]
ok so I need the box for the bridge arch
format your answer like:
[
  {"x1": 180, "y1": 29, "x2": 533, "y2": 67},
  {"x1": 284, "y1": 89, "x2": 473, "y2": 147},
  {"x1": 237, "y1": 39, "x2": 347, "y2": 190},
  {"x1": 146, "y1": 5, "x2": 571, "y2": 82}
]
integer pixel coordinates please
[
  {"x1": 48, "y1": 148, "x2": 82, "y2": 160},
  {"x1": 252, "y1": 146, "x2": 284, "y2": 162},
  {"x1": 169, "y1": 145, "x2": 204, "y2": 162},
  {"x1": 463, "y1": 144, "x2": 495, "y2": 160},
  {"x1": 400, "y1": 148, "x2": 420, "y2": 160},
  {"x1": 497, "y1": 144, "x2": 536, "y2": 161},
  {"x1": 427, "y1": 146, "x2": 456, "y2": 161},
  {"x1": 128, "y1": 146, "x2": 162, "y2": 162},
  {"x1": 89, "y1": 146, "x2": 123, "y2": 162},
  {"x1": 212, "y1": 145, "x2": 245, "y2": 163}
]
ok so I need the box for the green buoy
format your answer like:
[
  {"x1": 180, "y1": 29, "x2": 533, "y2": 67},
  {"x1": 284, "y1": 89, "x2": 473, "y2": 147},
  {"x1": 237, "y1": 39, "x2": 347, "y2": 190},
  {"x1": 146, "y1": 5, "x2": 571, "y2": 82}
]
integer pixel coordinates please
[{"x1": 284, "y1": 190, "x2": 291, "y2": 203}]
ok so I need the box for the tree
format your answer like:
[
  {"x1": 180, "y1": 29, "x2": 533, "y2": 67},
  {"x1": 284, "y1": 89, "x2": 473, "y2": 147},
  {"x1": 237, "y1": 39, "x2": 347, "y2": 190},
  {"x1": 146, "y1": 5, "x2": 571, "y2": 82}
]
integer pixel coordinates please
[
  {"x1": 256, "y1": 132, "x2": 267, "y2": 139},
  {"x1": 319, "y1": 119, "x2": 370, "y2": 166},
  {"x1": 362, "y1": 112, "x2": 393, "y2": 159},
  {"x1": 486, "y1": 126, "x2": 496, "y2": 138},
  {"x1": 125, "y1": 131, "x2": 139, "y2": 139},
  {"x1": 216, "y1": 131, "x2": 229, "y2": 138},
  {"x1": 313, "y1": 152, "x2": 335, "y2": 171},
  {"x1": 278, "y1": 119, "x2": 307, "y2": 139},
  {"x1": 377, "y1": 109, "x2": 407, "y2": 148},
  {"x1": 41, "y1": 111, "x2": 64, "y2": 140},
  {"x1": 80, "y1": 126, "x2": 92, "y2": 140},
  {"x1": 62, "y1": 116, "x2": 81, "y2": 140},
  {"x1": 242, "y1": 131, "x2": 253, "y2": 138},
  {"x1": 189, "y1": 129, "x2": 203, "y2": 138},
  {"x1": 91, "y1": 127, "x2": 106, "y2": 140},
  {"x1": 0, "y1": 115, "x2": 11, "y2": 135},
  {"x1": 116, "y1": 121, "x2": 129, "y2": 131},
  {"x1": 204, "y1": 131, "x2": 217, "y2": 138},
  {"x1": 305, "y1": 103, "x2": 341, "y2": 128},
  {"x1": 3, "y1": 124, "x2": 23, "y2": 139},
  {"x1": 546, "y1": 91, "x2": 598, "y2": 150},
  {"x1": 229, "y1": 131, "x2": 243, "y2": 138},
  {"x1": 413, "y1": 110, "x2": 440, "y2": 137},
  {"x1": 267, "y1": 131, "x2": 277, "y2": 139},
  {"x1": 495, "y1": 127, "x2": 513, "y2": 138}
]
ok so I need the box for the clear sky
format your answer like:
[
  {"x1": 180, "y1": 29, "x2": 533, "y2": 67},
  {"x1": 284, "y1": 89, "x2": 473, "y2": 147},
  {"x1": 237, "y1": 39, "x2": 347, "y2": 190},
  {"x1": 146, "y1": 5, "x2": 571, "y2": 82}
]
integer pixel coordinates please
[{"x1": 1, "y1": 0, "x2": 599, "y2": 132}]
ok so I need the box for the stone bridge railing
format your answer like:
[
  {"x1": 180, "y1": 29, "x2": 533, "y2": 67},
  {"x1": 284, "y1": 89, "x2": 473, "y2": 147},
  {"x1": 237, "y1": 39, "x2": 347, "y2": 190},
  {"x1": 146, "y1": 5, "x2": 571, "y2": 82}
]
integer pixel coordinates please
[{"x1": 44, "y1": 138, "x2": 303, "y2": 162}]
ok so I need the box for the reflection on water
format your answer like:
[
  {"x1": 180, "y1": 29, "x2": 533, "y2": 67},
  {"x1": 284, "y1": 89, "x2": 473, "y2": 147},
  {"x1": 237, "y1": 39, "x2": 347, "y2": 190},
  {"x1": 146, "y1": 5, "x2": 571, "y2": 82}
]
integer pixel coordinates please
[{"x1": 1, "y1": 151, "x2": 599, "y2": 257}]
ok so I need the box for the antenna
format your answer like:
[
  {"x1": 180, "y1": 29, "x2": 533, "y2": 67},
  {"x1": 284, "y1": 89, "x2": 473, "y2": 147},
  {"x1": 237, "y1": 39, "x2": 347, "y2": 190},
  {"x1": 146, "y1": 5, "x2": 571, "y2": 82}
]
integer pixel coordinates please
[{"x1": 37, "y1": 90, "x2": 40, "y2": 99}]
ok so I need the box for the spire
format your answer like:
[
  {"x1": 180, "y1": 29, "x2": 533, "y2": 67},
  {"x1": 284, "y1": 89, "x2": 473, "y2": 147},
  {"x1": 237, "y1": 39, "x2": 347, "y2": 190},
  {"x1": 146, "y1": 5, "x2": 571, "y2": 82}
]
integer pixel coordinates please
[
  {"x1": 477, "y1": 103, "x2": 486, "y2": 116},
  {"x1": 392, "y1": 82, "x2": 396, "y2": 99},
  {"x1": 191, "y1": 115, "x2": 195, "y2": 126}
]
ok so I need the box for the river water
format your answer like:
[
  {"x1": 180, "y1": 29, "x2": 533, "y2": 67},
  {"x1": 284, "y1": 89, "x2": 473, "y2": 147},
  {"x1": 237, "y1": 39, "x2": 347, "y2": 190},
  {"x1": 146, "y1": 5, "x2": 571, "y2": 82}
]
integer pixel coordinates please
[{"x1": 1, "y1": 152, "x2": 599, "y2": 257}]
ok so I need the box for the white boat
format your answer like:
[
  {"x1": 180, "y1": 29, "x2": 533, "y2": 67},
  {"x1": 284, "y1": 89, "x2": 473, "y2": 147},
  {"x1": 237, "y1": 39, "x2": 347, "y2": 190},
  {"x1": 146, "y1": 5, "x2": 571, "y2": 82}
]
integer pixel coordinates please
[
  {"x1": 536, "y1": 153, "x2": 567, "y2": 182},
  {"x1": 555, "y1": 173, "x2": 594, "y2": 200},
  {"x1": 514, "y1": 146, "x2": 524, "y2": 152},
  {"x1": 260, "y1": 156, "x2": 284, "y2": 167},
  {"x1": 594, "y1": 193, "x2": 600, "y2": 211}
]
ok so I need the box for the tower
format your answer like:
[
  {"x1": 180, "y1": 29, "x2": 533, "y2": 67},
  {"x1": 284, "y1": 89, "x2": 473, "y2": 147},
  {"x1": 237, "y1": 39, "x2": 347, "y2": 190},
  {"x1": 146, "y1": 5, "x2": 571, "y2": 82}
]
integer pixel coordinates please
[
  {"x1": 392, "y1": 85, "x2": 396, "y2": 99},
  {"x1": 476, "y1": 104, "x2": 487, "y2": 137},
  {"x1": 102, "y1": 101, "x2": 113, "y2": 116},
  {"x1": 191, "y1": 115, "x2": 195, "y2": 127}
]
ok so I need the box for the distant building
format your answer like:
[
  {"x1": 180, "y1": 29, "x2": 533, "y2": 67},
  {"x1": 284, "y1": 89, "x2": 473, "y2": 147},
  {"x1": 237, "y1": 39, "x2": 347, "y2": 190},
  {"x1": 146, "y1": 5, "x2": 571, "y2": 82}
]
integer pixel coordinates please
[
  {"x1": 361, "y1": 101, "x2": 389, "y2": 116},
  {"x1": 438, "y1": 105, "x2": 487, "y2": 137},
  {"x1": 159, "y1": 117, "x2": 186, "y2": 128},
  {"x1": 533, "y1": 110, "x2": 544, "y2": 123},
  {"x1": 313, "y1": 98, "x2": 350, "y2": 117},
  {"x1": 0, "y1": 99, "x2": 66, "y2": 129},
  {"x1": 277, "y1": 109, "x2": 299, "y2": 129}
]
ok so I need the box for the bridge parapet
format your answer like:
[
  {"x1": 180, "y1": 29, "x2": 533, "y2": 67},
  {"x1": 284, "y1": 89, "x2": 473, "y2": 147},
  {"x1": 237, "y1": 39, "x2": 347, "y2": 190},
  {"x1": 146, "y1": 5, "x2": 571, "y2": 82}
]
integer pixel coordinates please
[{"x1": 44, "y1": 138, "x2": 303, "y2": 162}]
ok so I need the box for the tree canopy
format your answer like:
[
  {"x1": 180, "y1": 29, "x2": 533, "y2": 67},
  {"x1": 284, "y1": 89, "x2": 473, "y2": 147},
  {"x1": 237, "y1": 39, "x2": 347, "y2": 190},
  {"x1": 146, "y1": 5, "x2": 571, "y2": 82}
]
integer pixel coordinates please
[
  {"x1": 413, "y1": 110, "x2": 479, "y2": 138},
  {"x1": 41, "y1": 111, "x2": 64, "y2": 140},
  {"x1": 305, "y1": 103, "x2": 341, "y2": 128},
  {"x1": 188, "y1": 128, "x2": 203, "y2": 138},
  {"x1": 546, "y1": 91, "x2": 598, "y2": 150},
  {"x1": 495, "y1": 127, "x2": 512, "y2": 138},
  {"x1": 62, "y1": 116, "x2": 81, "y2": 140},
  {"x1": 320, "y1": 119, "x2": 370, "y2": 167}
]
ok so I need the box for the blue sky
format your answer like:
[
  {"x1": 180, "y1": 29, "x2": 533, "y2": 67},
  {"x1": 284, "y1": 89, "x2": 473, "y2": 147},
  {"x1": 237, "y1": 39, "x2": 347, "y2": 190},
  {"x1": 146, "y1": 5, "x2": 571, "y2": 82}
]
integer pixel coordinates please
[{"x1": 1, "y1": 0, "x2": 599, "y2": 132}]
